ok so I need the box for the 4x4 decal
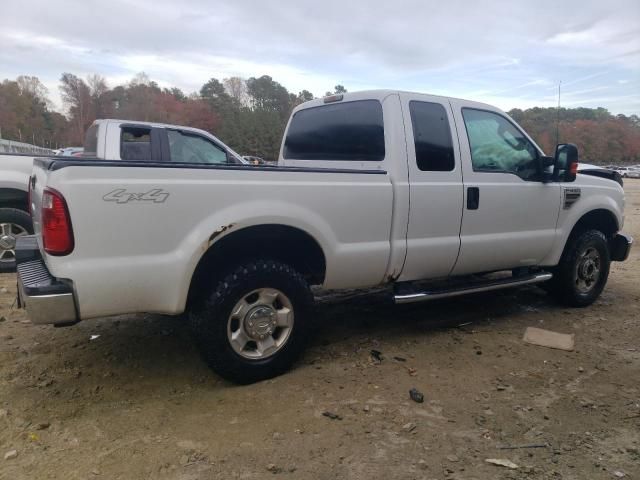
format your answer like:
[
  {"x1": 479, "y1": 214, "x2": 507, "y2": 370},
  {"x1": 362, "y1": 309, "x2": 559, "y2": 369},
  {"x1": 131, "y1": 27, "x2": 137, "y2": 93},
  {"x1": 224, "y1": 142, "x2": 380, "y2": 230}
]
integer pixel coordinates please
[{"x1": 103, "y1": 189, "x2": 169, "y2": 204}]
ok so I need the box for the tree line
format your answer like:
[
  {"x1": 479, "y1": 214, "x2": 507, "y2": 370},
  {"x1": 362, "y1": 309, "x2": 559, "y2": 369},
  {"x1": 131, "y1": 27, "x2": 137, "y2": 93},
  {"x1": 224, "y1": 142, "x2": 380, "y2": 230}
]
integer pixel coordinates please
[{"x1": 1, "y1": 73, "x2": 638, "y2": 164}]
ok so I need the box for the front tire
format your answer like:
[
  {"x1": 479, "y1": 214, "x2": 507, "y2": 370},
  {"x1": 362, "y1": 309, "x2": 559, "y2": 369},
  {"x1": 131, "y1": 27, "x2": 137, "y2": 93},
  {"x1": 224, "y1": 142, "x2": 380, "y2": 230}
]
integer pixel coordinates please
[
  {"x1": 552, "y1": 229, "x2": 610, "y2": 307},
  {"x1": 0, "y1": 208, "x2": 33, "y2": 273},
  {"x1": 189, "y1": 259, "x2": 313, "y2": 384}
]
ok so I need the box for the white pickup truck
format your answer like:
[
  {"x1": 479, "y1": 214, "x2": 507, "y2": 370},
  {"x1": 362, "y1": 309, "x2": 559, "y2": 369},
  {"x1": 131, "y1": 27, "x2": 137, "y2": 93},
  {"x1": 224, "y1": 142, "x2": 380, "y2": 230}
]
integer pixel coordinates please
[
  {"x1": 16, "y1": 90, "x2": 633, "y2": 383},
  {"x1": 0, "y1": 120, "x2": 246, "y2": 271}
]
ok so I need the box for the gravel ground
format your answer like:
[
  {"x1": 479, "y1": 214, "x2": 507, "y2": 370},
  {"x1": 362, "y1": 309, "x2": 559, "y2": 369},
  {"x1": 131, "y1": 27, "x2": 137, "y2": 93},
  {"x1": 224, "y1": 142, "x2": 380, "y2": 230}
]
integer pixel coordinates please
[{"x1": 1, "y1": 180, "x2": 639, "y2": 480}]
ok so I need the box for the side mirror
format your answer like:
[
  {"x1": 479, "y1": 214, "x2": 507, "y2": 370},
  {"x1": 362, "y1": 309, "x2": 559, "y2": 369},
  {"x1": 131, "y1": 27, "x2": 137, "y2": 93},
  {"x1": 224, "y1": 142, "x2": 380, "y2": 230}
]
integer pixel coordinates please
[{"x1": 554, "y1": 143, "x2": 579, "y2": 182}]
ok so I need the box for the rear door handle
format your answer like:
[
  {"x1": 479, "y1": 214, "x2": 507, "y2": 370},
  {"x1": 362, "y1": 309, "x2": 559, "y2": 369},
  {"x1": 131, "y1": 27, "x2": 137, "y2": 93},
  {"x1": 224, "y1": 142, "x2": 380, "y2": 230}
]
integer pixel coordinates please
[{"x1": 467, "y1": 187, "x2": 479, "y2": 210}]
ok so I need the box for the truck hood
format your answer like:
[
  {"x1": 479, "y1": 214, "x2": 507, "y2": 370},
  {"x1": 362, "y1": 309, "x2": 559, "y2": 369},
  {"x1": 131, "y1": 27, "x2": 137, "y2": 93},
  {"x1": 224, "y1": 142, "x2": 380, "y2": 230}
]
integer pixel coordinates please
[{"x1": 577, "y1": 163, "x2": 623, "y2": 187}]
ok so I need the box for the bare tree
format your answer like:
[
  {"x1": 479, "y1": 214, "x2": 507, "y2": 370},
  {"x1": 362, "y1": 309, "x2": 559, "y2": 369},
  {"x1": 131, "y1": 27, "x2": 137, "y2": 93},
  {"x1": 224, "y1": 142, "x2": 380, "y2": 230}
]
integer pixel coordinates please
[
  {"x1": 59, "y1": 73, "x2": 92, "y2": 144},
  {"x1": 87, "y1": 74, "x2": 108, "y2": 98},
  {"x1": 87, "y1": 74, "x2": 109, "y2": 118},
  {"x1": 224, "y1": 77, "x2": 249, "y2": 106}
]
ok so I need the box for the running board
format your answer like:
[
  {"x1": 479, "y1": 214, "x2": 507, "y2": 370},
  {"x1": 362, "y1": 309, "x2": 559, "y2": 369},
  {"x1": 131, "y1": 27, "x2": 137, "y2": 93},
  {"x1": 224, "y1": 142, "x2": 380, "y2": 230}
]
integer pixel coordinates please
[{"x1": 394, "y1": 272, "x2": 553, "y2": 304}]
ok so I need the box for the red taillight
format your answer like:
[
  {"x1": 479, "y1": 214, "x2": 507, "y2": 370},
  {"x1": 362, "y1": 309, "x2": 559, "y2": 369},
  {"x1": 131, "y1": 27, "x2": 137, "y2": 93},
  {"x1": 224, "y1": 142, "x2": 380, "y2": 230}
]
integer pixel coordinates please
[{"x1": 42, "y1": 188, "x2": 74, "y2": 255}]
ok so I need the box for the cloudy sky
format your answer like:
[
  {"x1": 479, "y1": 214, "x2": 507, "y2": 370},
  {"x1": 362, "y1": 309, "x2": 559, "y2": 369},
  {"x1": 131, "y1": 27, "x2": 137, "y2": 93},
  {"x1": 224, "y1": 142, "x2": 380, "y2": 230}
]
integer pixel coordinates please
[{"x1": 2, "y1": 0, "x2": 639, "y2": 114}]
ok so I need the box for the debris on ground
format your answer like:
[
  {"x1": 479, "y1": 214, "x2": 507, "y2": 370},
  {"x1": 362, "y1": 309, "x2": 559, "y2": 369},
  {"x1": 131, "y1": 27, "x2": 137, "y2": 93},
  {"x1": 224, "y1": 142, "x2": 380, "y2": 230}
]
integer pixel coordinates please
[
  {"x1": 266, "y1": 463, "x2": 281, "y2": 473},
  {"x1": 402, "y1": 422, "x2": 417, "y2": 432},
  {"x1": 523, "y1": 327, "x2": 575, "y2": 351},
  {"x1": 485, "y1": 458, "x2": 519, "y2": 469},
  {"x1": 370, "y1": 349, "x2": 383, "y2": 363},
  {"x1": 90, "y1": 335, "x2": 100, "y2": 341},
  {"x1": 409, "y1": 388, "x2": 424, "y2": 403},
  {"x1": 322, "y1": 411, "x2": 342, "y2": 420},
  {"x1": 406, "y1": 367, "x2": 417, "y2": 376},
  {"x1": 4, "y1": 450, "x2": 18, "y2": 460},
  {"x1": 497, "y1": 443, "x2": 547, "y2": 450},
  {"x1": 393, "y1": 356, "x2": 406, "y2": 362}
]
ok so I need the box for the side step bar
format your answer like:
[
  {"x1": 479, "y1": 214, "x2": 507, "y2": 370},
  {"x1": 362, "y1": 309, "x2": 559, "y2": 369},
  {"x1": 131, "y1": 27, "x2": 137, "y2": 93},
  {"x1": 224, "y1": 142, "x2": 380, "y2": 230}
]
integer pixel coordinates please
[{"x1": 394, "y1": 272, "x2": 553, "y2": 304}]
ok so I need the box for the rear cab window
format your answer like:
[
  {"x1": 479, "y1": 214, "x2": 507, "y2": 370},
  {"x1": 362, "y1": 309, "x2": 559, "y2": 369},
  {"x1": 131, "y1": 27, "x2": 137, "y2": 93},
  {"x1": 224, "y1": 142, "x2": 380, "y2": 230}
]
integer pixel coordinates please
[{"x1": 283, "y1": 100, "x2": 385, "y2": 161}]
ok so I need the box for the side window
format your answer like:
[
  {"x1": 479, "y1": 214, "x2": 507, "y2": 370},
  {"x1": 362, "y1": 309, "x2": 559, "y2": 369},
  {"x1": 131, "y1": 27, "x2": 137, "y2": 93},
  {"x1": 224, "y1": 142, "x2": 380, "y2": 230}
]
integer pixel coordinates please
[
  {"x1": 409, "y1": 101, "x2": 454, "y2": 171},
  {"x1": 121, "y1": 126, "x2": 151, "y2": 161},
  {"x1": 167, "y1": 130, "x2": 229, "y2": 164},
  {"x1": 283, "y1": 100, "x2": 385, "y2": 161},
  {"x1": 462, "y1": 109, "x2": 539, "y2": 180}
]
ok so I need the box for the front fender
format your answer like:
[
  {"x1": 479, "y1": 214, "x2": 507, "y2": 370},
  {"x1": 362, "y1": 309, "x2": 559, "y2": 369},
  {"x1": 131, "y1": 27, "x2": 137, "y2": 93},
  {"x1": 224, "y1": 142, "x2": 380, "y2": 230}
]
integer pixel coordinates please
[{"x1": 542, "y1": 182, "x2": 624, "y2": 266}]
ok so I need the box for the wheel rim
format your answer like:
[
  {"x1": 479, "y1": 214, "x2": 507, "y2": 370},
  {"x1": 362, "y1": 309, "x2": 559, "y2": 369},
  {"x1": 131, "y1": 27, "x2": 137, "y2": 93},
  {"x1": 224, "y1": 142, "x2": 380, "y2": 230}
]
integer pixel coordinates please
[
  {"x1": 0, "y1": 222, "x2": 28, "y2": 264},
  {"x1": 574, "y1": 247, "x2": 601, "y2": 294},
  {"x1": 227, "y1": 288, "x2": 294, "y2": 359}
]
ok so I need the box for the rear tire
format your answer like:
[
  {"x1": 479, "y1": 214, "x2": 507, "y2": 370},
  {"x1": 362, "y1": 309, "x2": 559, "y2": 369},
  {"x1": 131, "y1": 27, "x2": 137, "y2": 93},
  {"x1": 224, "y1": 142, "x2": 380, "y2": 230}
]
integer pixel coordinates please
[
  {"x1": 189, "y1": 259, "x2": 313, "y2": 384},
  {"x1": 551, "y1": 229, "x2": 610, "y2": 307},
  {"x1": 0, "y1": 208, "x2": 33, "y2": 273}
]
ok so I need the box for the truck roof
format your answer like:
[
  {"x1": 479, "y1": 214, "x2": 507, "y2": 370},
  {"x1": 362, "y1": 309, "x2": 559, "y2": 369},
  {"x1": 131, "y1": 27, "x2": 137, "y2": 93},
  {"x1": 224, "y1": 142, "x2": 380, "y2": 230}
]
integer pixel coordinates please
[
  {"x1": 294, "y1": 89, "x2": 500, "y2": 114},
  {"x1": 91, "y1": 118, "x2": 210, "y2": 135}
]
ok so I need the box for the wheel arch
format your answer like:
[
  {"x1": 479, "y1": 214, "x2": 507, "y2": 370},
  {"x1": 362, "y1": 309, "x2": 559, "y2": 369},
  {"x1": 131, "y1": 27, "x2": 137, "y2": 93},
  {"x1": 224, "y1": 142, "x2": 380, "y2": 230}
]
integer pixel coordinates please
[
  {"x1": 569, "y1": 208, "x2": 619, "y2": 240},
  {"x1": 187, "y1": 223, "x2": 326, "y2": 308},
  {"x1": 555, "y1": 208, "x2": 619, "y2": 265},
  {"x1": 0, "y1": 188, "x2": 29, "y2": 212}
]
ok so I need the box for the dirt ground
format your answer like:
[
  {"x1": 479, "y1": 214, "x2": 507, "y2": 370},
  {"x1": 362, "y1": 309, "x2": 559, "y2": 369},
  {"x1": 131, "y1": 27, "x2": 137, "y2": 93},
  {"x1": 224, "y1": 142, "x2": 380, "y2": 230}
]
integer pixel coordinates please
[{"x1": 1, "y1": 181, "x2": 639, "y2": 480}]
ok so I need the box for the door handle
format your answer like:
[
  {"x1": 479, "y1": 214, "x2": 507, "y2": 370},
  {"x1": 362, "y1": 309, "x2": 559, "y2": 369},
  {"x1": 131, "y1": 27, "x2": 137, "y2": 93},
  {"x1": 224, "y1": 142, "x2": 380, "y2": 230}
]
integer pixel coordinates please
[{"x1": 467, "y1": 187, "x2": 479, "y2": 210}]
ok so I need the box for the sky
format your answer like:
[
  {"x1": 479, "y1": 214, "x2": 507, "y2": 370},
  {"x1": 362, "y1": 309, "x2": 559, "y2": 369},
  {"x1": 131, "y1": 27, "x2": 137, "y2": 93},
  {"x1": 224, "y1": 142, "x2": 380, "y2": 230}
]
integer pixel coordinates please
[{"x1": 2, "y1": 0, "x2": 639, "y2": 115}]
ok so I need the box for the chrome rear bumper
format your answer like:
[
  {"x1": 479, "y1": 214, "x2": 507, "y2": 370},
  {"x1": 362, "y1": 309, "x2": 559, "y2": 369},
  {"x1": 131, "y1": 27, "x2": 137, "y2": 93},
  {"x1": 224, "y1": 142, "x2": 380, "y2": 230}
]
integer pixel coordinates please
[{"x1": 16, "y1": 236, "x2": 78, "y2": 326}]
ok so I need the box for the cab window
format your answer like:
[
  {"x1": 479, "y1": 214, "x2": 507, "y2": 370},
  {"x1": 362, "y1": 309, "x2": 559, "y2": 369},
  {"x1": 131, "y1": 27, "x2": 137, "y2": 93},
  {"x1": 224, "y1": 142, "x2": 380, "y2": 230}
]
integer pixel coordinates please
[
  {"x1": 121, "y1": 126, "x2": 151, "y2": 161},
  {"x1": 462, "y1": 109, "x2": 539, "y2": 181},
  {"x1": 283, "y1": 100, "x2": 385, "y2": 161},
  {"x1": 167, "y1": 130, "x2": 231, "y2": 164},
  {"x1": 409, "y1": 101, "x2": 454, "y2": 171}
]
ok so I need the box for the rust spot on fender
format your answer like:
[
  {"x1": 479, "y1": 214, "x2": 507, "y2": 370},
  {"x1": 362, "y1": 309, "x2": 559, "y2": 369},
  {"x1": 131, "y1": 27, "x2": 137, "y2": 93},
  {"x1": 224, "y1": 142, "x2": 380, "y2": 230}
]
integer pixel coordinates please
[{"x1": 208, "y1": 223, "x2": 236, "y2": 244}]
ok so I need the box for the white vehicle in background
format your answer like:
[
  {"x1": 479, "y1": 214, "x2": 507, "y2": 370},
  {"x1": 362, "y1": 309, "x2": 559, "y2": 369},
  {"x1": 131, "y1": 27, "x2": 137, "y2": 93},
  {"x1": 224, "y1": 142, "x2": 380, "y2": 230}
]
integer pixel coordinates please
[
  {"x1": 56, "y1": 147, "x2": 83, "y2": 156},
  {"x1": 614, "y1": 166, "x2": 640, "y2": 178},
  {"x1": 16, "y1": 90, "x2": 633, "y2": 383},
  {"x1": 1, "y1": 119, "x2": 246, "y2": 271},
  {"x1": 626, "y1": 167, "x2": 640, "y2": 179},
  {"x1": 0, "y1": 141, "x2": 54, "y2": 271}
]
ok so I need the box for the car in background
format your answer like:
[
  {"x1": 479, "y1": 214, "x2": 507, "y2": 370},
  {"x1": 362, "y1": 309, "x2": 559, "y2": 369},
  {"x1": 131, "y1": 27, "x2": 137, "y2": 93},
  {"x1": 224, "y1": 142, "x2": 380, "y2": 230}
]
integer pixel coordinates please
[
  {"x1": 56, "y1": 147, "x2": 84, "y2": 156},
  {"x1": 626, "y1": 168, "x2": 640, "y2": 179},
  {"x1": 614, "y1": 166, "x2": 640, "y2": 178}
]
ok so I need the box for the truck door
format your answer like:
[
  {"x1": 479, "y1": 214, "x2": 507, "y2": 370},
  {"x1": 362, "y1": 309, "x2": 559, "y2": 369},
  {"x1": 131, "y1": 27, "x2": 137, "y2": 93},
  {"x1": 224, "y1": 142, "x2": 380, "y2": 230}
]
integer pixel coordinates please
[
  {"x1": 399, "y1": 93, "x2": 464, "y2": 281},
  {"x1": 449, "y1": 100, "x2": 561, "y2": 275}
]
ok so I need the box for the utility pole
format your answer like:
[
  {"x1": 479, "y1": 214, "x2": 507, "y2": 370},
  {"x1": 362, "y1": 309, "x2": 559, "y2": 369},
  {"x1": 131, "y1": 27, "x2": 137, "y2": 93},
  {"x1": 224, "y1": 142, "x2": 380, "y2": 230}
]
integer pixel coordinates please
[{"x1": 556, "y1": 81, "x2": 561, "y2": 146}]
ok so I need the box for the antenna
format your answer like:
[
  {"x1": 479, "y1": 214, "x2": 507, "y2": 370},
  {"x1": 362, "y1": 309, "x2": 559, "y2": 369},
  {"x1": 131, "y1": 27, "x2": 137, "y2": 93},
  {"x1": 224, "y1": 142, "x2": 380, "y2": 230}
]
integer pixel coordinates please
[{"x1": 556, "y1": 80, "x2": 562, "y2": 145}]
